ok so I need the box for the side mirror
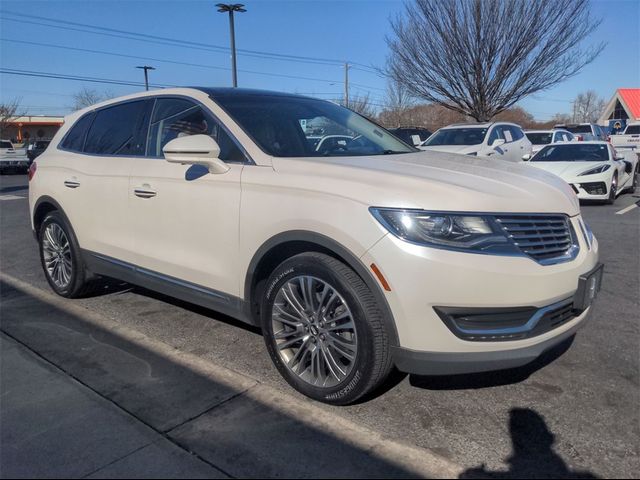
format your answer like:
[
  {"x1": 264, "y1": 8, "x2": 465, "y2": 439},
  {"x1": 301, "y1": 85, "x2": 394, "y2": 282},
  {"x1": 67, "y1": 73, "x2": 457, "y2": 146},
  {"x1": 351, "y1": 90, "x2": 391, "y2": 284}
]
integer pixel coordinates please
[
  {"x1": 522, "y1": 153, "x2": 532, "y2": 161},
  {"x1": 491, "y1": 139, "x2": 506, "y2": 148},
  {"x1": 163, "y1": 134, "x2": 229, "y2": 175}
]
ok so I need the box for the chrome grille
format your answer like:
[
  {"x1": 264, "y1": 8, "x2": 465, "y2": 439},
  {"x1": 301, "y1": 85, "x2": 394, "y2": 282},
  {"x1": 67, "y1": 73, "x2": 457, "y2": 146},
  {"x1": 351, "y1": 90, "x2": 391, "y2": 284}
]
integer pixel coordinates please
[{"x1": 495, "y1": 215, "x2": 577, "y2": 264}]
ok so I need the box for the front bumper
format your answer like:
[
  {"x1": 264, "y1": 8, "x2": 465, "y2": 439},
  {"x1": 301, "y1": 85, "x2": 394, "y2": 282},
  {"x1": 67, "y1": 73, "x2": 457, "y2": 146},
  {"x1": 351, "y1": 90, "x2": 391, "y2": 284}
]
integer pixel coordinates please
[
  {"x1": 392, "y1": 307, "x2": 589, "y2": 375},
  {"x1": 564, "y1": 173, "x2": 612, "y2": 200},
  {"x1": 361, "y1": 214, "x2": 599, "y2": 368}
]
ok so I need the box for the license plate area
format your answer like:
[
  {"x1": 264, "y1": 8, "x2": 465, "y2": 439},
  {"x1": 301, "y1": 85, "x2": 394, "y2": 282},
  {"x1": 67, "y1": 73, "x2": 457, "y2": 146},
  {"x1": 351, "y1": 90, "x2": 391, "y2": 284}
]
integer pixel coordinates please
[{"x1": 573, "y1": 263, "x2": 604, "y2": 311}]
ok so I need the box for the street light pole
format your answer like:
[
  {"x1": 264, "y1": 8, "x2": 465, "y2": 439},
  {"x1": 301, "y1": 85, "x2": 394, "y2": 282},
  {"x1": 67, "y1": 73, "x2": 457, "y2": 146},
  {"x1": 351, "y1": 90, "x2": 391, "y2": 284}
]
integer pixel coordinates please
[
  {"x1": 344, "y1": 62, "x2": 350, "y2": 108},
  {"x1": 216, "y1": 3, "x2": 246, "y2": 88},
  {"x1": 136, "y1": 65, "x2": 155, "y2": 91}
]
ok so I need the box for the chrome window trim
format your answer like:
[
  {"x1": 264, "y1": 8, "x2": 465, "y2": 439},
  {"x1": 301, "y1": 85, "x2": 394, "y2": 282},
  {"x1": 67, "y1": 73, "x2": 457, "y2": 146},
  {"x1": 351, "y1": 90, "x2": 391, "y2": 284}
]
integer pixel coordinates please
[{"x1": 57, "y1": 94, "x2": 254, "y2": 165}]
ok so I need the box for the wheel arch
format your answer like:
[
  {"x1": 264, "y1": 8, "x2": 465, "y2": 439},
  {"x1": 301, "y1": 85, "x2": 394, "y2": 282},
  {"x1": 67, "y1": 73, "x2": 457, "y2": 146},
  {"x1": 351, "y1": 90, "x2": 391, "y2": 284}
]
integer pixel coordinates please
[
  {"x1": 244, "y1": 231, "x2": 399, "y2": 347},
  {"x1": 33, "y1": 196, "x2": 73, "y2": 240}
]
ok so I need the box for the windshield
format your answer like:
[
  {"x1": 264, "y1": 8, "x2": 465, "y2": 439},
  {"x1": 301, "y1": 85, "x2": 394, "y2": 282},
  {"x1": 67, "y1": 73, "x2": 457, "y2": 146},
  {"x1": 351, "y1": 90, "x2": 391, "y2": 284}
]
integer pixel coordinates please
[
  {"x1": 423, "y1": 128, "x2": 487, "y2": 146},
  {"x1": 532, "y1": 144, "x2": 609, "y2": 162},
  {"x1": 562, "y1": 125, "x2": 592, "y2": 134},
  {"x1": 526, "y1": 132, "x2": 552, "y2": 145},
  {"x1": 0, "y1": 141, "x2": 13, "y2": 149},
  {"x1": 625, "y1": 125, "x2": 640, "y2": 134},
  {"x1": 213, "y1": 94, "x2": 415, "y2": 157}
]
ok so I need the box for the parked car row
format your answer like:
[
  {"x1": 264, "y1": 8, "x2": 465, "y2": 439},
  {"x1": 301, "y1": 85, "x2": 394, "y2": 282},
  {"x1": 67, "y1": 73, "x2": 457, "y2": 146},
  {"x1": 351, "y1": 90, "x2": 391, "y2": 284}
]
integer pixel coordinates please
[
  {"x1": 610, "y1": 122, "x2": 640, "y2": 149},
  {"x1": 29, "y1": 88, "x2": 604, "y2": 404},
  {"x1": 418, "y1": 122, "x2": 532, "y2": 162},
  {"x1": 0, "y1": 139, "x2": 30, "y2": 174}
]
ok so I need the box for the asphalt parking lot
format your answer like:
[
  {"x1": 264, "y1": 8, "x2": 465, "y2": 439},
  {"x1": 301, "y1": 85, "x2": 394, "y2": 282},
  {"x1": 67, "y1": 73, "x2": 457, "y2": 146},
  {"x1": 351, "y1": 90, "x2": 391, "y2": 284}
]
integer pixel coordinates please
[{"x1": 1, "y1": 173, "x2": 638, "y2": 478}]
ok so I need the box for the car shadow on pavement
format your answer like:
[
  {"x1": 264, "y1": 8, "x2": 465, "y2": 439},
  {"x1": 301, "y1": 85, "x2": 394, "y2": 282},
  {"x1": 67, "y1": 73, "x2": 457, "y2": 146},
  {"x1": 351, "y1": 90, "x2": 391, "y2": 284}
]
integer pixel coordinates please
[
  {"x1": 408, "y1": 335, "x2": 574, "y2": 391},
  {"x1": 129, "y1": 285, "x2": 263, "y2": 335},
  {"x1": 0, "y1": 279, "x2": 423, "y2": 478},
  {"x1": 459, "y1": 408, "x2": 598, "y2": 479}
]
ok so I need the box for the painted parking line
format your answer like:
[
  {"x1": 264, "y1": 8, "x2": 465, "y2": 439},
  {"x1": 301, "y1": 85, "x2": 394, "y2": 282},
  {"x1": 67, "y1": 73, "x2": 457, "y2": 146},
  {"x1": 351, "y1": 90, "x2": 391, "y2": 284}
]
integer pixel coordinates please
[
  {"x1": 615, "y1": 202, "x2": 640, "y2": 215},
  {"x1": 0, "y1": 195, "x2": 27, "y2": 201}
]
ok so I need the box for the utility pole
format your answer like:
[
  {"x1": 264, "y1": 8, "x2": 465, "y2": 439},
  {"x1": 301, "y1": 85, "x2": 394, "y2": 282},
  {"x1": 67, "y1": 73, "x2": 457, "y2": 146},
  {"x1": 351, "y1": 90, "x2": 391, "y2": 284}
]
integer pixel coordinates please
[
  {"x1": 216, "y1": 3, "x2": 247, "y2": 87},
  {"x1": 344, "y1": 62, "x2": 350, "y2": 108},
  {"x1": 136, "y1": 66, "x2": 155, "y2": 91}
]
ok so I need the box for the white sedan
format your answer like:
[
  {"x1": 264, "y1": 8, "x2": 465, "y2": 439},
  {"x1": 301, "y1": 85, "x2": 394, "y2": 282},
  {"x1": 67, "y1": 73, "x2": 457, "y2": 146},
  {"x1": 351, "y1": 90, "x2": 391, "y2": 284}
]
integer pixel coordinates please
[{"x1": 527, "y1": 141, "x2": 639, "y2": 204}]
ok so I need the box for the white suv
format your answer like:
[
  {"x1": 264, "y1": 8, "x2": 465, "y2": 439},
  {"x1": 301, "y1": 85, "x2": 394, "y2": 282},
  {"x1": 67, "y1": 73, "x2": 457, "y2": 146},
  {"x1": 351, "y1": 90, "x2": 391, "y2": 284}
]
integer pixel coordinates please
[
  {"x1": 420, "y1": 122, "x2": 533, "y2": 162},
  {"x1": 29, "y1": 88, "x2": 602, "y2": 404}
]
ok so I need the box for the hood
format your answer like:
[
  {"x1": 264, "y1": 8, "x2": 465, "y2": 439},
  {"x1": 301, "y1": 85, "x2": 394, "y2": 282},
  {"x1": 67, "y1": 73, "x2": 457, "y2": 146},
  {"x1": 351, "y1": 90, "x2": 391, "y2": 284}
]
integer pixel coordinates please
[
  {"x1": 419, "y1": 144, "x2": 481, "y2": 155},
  {"x1": 531, "y1": 145, "x2": 546, "y2": 154},
  {"x1": 271, "y1": 151, "x2": 580, "y2": 216},
  {"x1": 529, "y1": 161, "x2": 607, "y2": 179}
]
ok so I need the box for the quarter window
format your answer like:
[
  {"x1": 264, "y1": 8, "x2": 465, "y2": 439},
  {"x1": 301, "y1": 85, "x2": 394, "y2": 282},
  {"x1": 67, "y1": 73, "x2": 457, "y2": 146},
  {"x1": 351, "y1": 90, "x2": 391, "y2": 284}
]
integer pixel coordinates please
[
  {"x1": 508, "y1": 126, "x2": 524, "y2": 141},
  {"x1": 61, "y1": 112, "x2": 95, "y2": 152},
  {"x1": 147, "y1": 98, "x2": 246, "y2": 162},
  {"x1": 84, "y1": 101, "x2": 151, "y2": 156}
]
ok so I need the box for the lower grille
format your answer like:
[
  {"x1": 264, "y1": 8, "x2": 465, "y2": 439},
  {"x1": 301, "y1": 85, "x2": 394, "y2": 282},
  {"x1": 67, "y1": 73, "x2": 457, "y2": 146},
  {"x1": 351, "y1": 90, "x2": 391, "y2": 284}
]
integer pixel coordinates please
[
  {"x1": 435, "y1": 298, "x2": 580, "y2": 342},
  {"x1": 495, "y1": 215, "x2": 578, "y2": 264},
  {"x1": 580, "y1": 182, "x2": 607, "y2": 195}
]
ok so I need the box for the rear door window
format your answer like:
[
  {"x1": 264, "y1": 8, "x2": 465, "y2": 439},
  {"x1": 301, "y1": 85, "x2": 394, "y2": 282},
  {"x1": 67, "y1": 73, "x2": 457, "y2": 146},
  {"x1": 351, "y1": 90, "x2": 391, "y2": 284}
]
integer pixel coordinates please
[
  {"x1": 507, "y1": 126, "x2": 524, "y2": 141},
  {"x1": 84, "y1": 100, "x2": 152, "y2": 156},
  {"x1": 61, "y1": 112, "x2": 95, "y2": 152},
  {"x1": 488, "y1": 126, "x2": 505, "y2": 145}
]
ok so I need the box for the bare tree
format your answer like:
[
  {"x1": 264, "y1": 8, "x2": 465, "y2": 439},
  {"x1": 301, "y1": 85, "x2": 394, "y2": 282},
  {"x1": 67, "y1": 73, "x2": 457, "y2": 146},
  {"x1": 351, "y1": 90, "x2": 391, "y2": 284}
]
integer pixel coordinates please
[
  {"x1": 550, "y1": 112, "x2": 573, "y2": 125},
  {"x1": 386, "y1": 0, "x2": 604, "y2": 121},
  {"x1": 571, "y1": 90, "x2": 605, "y2": 123},
  {"x1": 71, "y1": 87, "x2": 114, "y2": 111},
  {"x1": 384, "y1": 78, "x2": 416, "y2": 127},
  {"x1": 0, "y1": 98, "x2": 25, "y2": 139},
  {"x1": 347, "y1": 93, "x2": 377, "y2": 120}
]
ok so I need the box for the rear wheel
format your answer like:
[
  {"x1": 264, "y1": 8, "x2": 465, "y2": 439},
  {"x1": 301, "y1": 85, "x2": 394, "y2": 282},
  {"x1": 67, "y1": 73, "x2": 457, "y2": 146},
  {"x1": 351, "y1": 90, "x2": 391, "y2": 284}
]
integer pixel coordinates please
[
  {"x1": 260, "y1": 252, "x2": 392, "y2": 405},
  {"x1": 38, "y1": 211, "x2": 93, "y2": 298}
]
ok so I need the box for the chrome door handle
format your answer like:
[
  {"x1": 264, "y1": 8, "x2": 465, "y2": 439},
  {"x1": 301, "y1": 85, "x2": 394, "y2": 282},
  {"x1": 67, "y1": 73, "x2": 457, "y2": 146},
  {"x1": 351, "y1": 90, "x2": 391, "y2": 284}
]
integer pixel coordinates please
[
  {"x1": 64, "y1": 180, "x2": 81, "y2": 188},
  {"x1": 134, "y1": 187, "x2": 157, "y2": 198}
]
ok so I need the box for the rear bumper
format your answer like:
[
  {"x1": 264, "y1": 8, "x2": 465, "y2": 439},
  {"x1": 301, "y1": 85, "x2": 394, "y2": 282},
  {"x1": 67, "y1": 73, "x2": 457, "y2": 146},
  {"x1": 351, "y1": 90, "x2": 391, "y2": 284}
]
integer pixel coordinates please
[
  {"x1": 392, "y1": 307, "x2": 590, "y2": 375},
  {"x1": 0, "y1": 159, "x2": 29, "y2": 168}
]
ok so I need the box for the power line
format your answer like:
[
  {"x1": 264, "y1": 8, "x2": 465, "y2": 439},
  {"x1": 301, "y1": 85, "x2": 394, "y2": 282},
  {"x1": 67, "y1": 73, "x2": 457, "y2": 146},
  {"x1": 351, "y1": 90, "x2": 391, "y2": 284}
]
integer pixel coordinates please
[
  {"x1": 1, "y1": 12, "x2": 387, "y2": 89},
  {"x1": 0, "y1": 68, "x2": 352, "y2": 104},
  {"x1": 0, "y1": 68, "x2": 177, "y2": 88},
  {"x1": 0, "y1": 38, "x2": 345, "y2": 85},
  {"x1": 1, "y1": 12, "x2": 347, "y2": 66}
]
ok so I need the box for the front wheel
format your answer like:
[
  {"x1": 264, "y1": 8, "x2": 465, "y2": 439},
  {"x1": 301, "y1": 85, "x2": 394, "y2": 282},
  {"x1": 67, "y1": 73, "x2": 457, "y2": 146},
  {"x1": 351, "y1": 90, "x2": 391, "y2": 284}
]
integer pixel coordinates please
[
  {"x1": 260, "y1": 252, "x2": 392, "y2": 405},
  {"x1": 606, "y1": 173, "x2": 618, "y2": 204}
]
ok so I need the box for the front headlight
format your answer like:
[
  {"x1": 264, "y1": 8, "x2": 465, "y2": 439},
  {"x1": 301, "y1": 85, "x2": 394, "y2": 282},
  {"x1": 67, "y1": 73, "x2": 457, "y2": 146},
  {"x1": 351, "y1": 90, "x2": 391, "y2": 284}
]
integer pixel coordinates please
[
  {"x1": 579, "y1": 164, "x2": 610, "y2": 176},
  {"x1": 369, "y1": 208, "x2": 517, "y2": 253}
]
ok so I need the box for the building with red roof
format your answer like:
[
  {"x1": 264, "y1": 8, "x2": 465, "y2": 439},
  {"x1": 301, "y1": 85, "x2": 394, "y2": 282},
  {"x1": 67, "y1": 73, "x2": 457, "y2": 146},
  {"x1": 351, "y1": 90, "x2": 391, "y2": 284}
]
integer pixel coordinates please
[{"x1": 598, "y1": 88, "x2": 640, "y2": 125}]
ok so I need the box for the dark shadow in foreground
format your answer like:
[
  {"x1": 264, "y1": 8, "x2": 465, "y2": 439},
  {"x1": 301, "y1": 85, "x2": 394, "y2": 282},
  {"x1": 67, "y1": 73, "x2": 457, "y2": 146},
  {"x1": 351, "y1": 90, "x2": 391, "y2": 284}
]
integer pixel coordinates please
[
  {"x1": 0, "y1": 279, "x2": 421, "y2": 478},
  {"x1": 459, "y1": 408, "x2": 598, "y2": 479}
]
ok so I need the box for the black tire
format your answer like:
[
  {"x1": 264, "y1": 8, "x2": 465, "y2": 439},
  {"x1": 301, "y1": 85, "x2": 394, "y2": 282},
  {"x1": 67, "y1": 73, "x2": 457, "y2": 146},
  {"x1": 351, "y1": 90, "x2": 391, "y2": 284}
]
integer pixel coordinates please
[
  {"x1": 606, "y1": 173, "x2": 618, "y2": 205},
  {"x1": 38, "y1": 210, "x2": 93, "y2": 298},
  {"x1": 631, "y1": 166, "x2": 639, "y2": 194},
  {"x1": 260, "y1": 252, "x2": 392, "y2": 405}
]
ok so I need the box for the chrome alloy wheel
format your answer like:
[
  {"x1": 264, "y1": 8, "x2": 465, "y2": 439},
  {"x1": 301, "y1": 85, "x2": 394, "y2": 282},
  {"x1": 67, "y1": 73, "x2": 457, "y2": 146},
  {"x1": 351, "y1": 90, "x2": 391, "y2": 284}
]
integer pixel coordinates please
[
  {"x1": 271, "y1": 276, "x2": 358, "y2": 388},
  {"x1": 42, "y1": 223, "x2": 72, "y2": 289}
]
